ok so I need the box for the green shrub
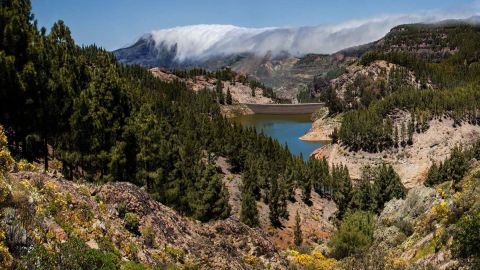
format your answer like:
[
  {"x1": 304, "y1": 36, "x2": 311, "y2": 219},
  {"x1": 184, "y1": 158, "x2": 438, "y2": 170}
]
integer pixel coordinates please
[
  {"x1": 453, "y1": 212, "x2": 480, "y2": 261},
  {"x1": 394, "y1": 219, "x2": 414, "y2": 237},
  {"x1": 20, "y1": 237, "x2": 119, "y2": 270},
  {"x1": 117, "y1": 202, "x2": 127, "y2": 219},
  {"x1": 329, "y1": 211, "x2": 375, "y2": 259},
  {"x1": 120, "y1": 261, "x2": 148, "y2": 270},
  {"x1": 141, "y1": 225, "x2": 155, "y2": 248},
  {"x1": 124, "y1": 212, "x2": 140, "y2": 235},
  {"x1": 97, "y1": 236, "x2": 121, "y2": 258}
]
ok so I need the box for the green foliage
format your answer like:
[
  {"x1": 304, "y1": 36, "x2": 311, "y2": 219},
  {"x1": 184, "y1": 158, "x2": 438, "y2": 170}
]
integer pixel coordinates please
[
  {"x1": 335, "y1": 23, "x2": 480, "y2": 152},
  {"x1": 373, "y1": 164, "x2": 406, "y2": 212},
  {"x1": 141, "y1": 225, "x2": 155, "y2": 248},
  {"x1": 0, "y1": 0, "x2": 303, "y2": 224},
  {"x1": 294, "y1": 210, "x2": 302, "y2": 246},
  {"x1": 452, "y1": 211, "x2": 480, "y2": 261},
  {"x1": 348, "y1": 175, "x2": 377, "y2": 213},
  {"x1": 329, "y1": 211, "x2": 375, "y2": 259},
  {"x1": 268, "y1": 176, "x2": 287, "y2": 227},
  {"x1": 348, "y1": 164, "x2": 405, "y2": 214},
  {"x1": 215, "y1": 79, "x2": 224, "y2": 104},
  {"x1": 394, "y1": 219, "x2": 414, "y2": 237},
  {"x1": 189, "y1": 165, "x2": 230, "y2": 222},
  {"x1": 226, "y1": 87, "x2": 233, "y2": 105},
  {"x1": 330, "y1": 127, "x2": 338, "y2": 144},
  {"x1": 332, "y1": 164, "x2": 352, "y2": 218},
  {"x1": 325, "y1": 66, "x2": 347, "y2": 80},
  {"x1": 0, "y1": 126, "x2": 14, "y2": 176},
  {"x1": 120, "y1": 261, "x2": 149, "y2": 270},
  {"x1": 20, "y1": 237, "x2": 119, "y2": 270},
  {"x1": 338, "y1": 83, "x2": 480, "y2": 152},
  {"x1": 426, "y1": 145, "x2": 472, "y2": 187},
  {"x1": 117, "y1": 202, "x2": 127, "y2": 219},
  {"x1": 172, "y1": 67, "x2": 275, "y2": 99},
  {"x1": 124, "y1": 212, "x2": 140, "y2": 235},
  {"x1": 297, "y1": 87, "x2": 320, "y2": 103},
  {"x1": 240, "y1": 171, "x2": 259, "y2": 227}
]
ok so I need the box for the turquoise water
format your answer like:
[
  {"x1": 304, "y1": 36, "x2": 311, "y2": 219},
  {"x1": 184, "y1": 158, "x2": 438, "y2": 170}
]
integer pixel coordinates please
[{"x1": 232, "y1": 114, "x2": 323, "y2": 160}]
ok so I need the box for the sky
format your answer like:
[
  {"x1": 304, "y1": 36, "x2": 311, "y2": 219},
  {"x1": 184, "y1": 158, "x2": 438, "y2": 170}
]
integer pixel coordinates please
[{"x1": 32, "y1": 0, "x2": 480, "y2": 51}]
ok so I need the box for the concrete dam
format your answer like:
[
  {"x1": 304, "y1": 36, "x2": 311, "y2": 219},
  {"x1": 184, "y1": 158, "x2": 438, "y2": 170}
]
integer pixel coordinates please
[{"x1": 244, "y1": 103, "x2": 324, "y2": 115}]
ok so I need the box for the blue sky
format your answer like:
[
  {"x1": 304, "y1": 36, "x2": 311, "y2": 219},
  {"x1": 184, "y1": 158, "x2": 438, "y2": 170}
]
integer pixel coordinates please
[{"x1": 32, "y1": 0, "x2": 478, "y2": 50}]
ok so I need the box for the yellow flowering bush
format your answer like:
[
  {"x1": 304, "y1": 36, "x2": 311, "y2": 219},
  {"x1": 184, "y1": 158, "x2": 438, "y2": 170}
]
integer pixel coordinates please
[
  {"x1": 244, "y1": 255, "x2": 262, "y2": 267},
  {"x1": 19, "y1": 179, "x2": 31, "y2": 189},
  {"x1": 0, "y1": 244, "x2": 12, "y2": 269},
  {"x1": 98, "y1": 200, "x2": 107, "y2": 213},
  {"x1": 0, "y1": 230, "x2": 12, "y2": 268},
  {"x1": 0, "y1": 179, "x2": 11, "y2": 205},
  {"x1": 431, "y1": 200, "x2": 449, "y2": 223},
  {"x1": 47, "y1": 192, "x2": 67, "y2": 216},
  {"x1": 49, "y1": 159, "x2": 63, "y2": 172},
  {"x1": 123, "y1": 241, "x2": 139, "y2": 260},
  {"x1": 288, "y1": 249, "x2": 340, "y2": 270},
  {"x1": 17, "y1": 159, "x2": 38, "y2": 172},
  {"x1": 0, "y1": 126, "x2": 14, "y2": 174},
  {"x1": 384, "y1": 255, "x2": 409, "y2": 269},
  {"x1": 164, "y1": 245, "x2": 185, "y2": 262}
]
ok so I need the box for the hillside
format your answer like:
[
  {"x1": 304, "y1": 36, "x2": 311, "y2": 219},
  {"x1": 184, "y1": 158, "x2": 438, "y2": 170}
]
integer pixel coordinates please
[
  {"x1": 0, "y1": 142, "x2": 287, "y2": 269},
  {"x1": 230, "y1": 52, "x2": 354, "y2": 100},
  {"x1": 312, "y1": 115, "x2": 480, "y2": 187},
  {"x1": 331, "y1": 161, "x2": 480, "y2": 269},
  {"x1": 304, "y1": 18, "x2": 480, "y2": 188},
  {"x1": 149, "y1": 68, "x2": 274, "y2": 105}
]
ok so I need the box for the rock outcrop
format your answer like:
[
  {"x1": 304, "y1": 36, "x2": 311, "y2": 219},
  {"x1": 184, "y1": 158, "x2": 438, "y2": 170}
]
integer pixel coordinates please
[
  {"x1": 4, "y1": 171, "x2": 287, "y2": 269},
  {"x1": 149, "y1": 68, "x2": 274, "y2": 106}
]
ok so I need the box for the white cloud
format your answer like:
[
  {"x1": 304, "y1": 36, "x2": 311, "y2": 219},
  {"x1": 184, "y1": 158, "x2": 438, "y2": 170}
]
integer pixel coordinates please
[{"x1": 149, "y1": 9, "x2": 480, "y2": 61}]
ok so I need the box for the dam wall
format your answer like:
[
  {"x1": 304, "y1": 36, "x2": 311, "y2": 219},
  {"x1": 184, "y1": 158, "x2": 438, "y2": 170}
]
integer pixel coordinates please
[{"x1": 244, "y1": 103, "x2": 324, "y2": 115}]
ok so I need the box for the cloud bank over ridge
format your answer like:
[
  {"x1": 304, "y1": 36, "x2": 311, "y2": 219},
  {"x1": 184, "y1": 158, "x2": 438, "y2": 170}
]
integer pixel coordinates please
[{"x1": 147, "y1": 9, "x2": 480, "y2": 61}]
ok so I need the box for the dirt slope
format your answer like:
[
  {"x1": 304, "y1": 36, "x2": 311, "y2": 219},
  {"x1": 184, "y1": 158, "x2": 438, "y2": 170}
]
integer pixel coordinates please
[{"x1": 312, "y1": 117, "x2": 480, "y2": 187}]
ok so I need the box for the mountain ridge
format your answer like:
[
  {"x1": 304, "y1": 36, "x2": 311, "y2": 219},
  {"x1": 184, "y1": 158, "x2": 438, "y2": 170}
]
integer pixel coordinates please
[{"x1": 113, "y1": 16, "x2": 480, "y2": 68}]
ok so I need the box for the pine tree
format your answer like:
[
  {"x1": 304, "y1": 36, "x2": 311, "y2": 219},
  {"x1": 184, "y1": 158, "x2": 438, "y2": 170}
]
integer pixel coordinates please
[
  {"x1": 407, "y1": 119, "x2": 414, "y2": 145},
  {"x1": 373, "y1": 164, "x2": 406, "y2": 213},
  {"x1": 333, "y1": 164, "x2": 352, "y2": 218},
  {"x1": 240, "y1": 172, "x2": 259, "y2": 227},
  {"x1": 425, "y1": 163, "x2": 440, "y2": 186},
  {"x1": 349, "y1": 167, "x2": 377, "y2": 212},
  {"x1": 294, "y1": 210, "x2": 302, "y2": 246},
  {"x1": 330, "y1": 127, "x2": 339, "y2": 144},
  {"x1": 268, "y1": 175, "x2": 283, "y2": 227},
  {"x1": 190, "y1": 165, "x2": 230, "y2": 222},
  {"x1": 400, "y1": 122, "x2": 407, "y2": 148},
  {"x1": 215, "y1": 79, "x2": 224, "y2": 104},
  {"x1": 283, "y1": 165, "x2": 296, "y2": 202},
  {"x1": 277, "y1": 177, "x2": 289, "y2": 219},
  {"x1": 226, "y1": 87, "x2": 233, "y2": 105},
  {"x1": 394, "y1": 124, "x2": 399, "y2": 148},
  {"x1": 300, "y1": 159, "x2": 312, "y2": 204}
]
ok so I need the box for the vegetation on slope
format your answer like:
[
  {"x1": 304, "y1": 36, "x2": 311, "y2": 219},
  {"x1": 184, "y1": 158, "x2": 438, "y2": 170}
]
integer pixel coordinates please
[
  {"x1": 0, "y1": 0, "x2": 363, "y2": 232},
  {"x1": 331, "y1": 22, "x2": 480, "y2": 153}
]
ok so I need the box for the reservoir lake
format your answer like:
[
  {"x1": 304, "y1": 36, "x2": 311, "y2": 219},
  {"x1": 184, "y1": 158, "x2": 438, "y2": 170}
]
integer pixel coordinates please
[{"x1": 232, "y1": 114, "x2": 324, "y2": 160}]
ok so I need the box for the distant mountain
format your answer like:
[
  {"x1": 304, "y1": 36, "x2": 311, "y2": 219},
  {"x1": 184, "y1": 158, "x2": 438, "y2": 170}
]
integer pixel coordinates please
[
  {"x1": 113, "y1": 15, "x2": 473, "y2": 68},
  {"x1": 113, "y1": 16, "x2": 480, "y2": 99},
  {"x1": 113, "y1": 34, "x2": 179, "y2": 68}
]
